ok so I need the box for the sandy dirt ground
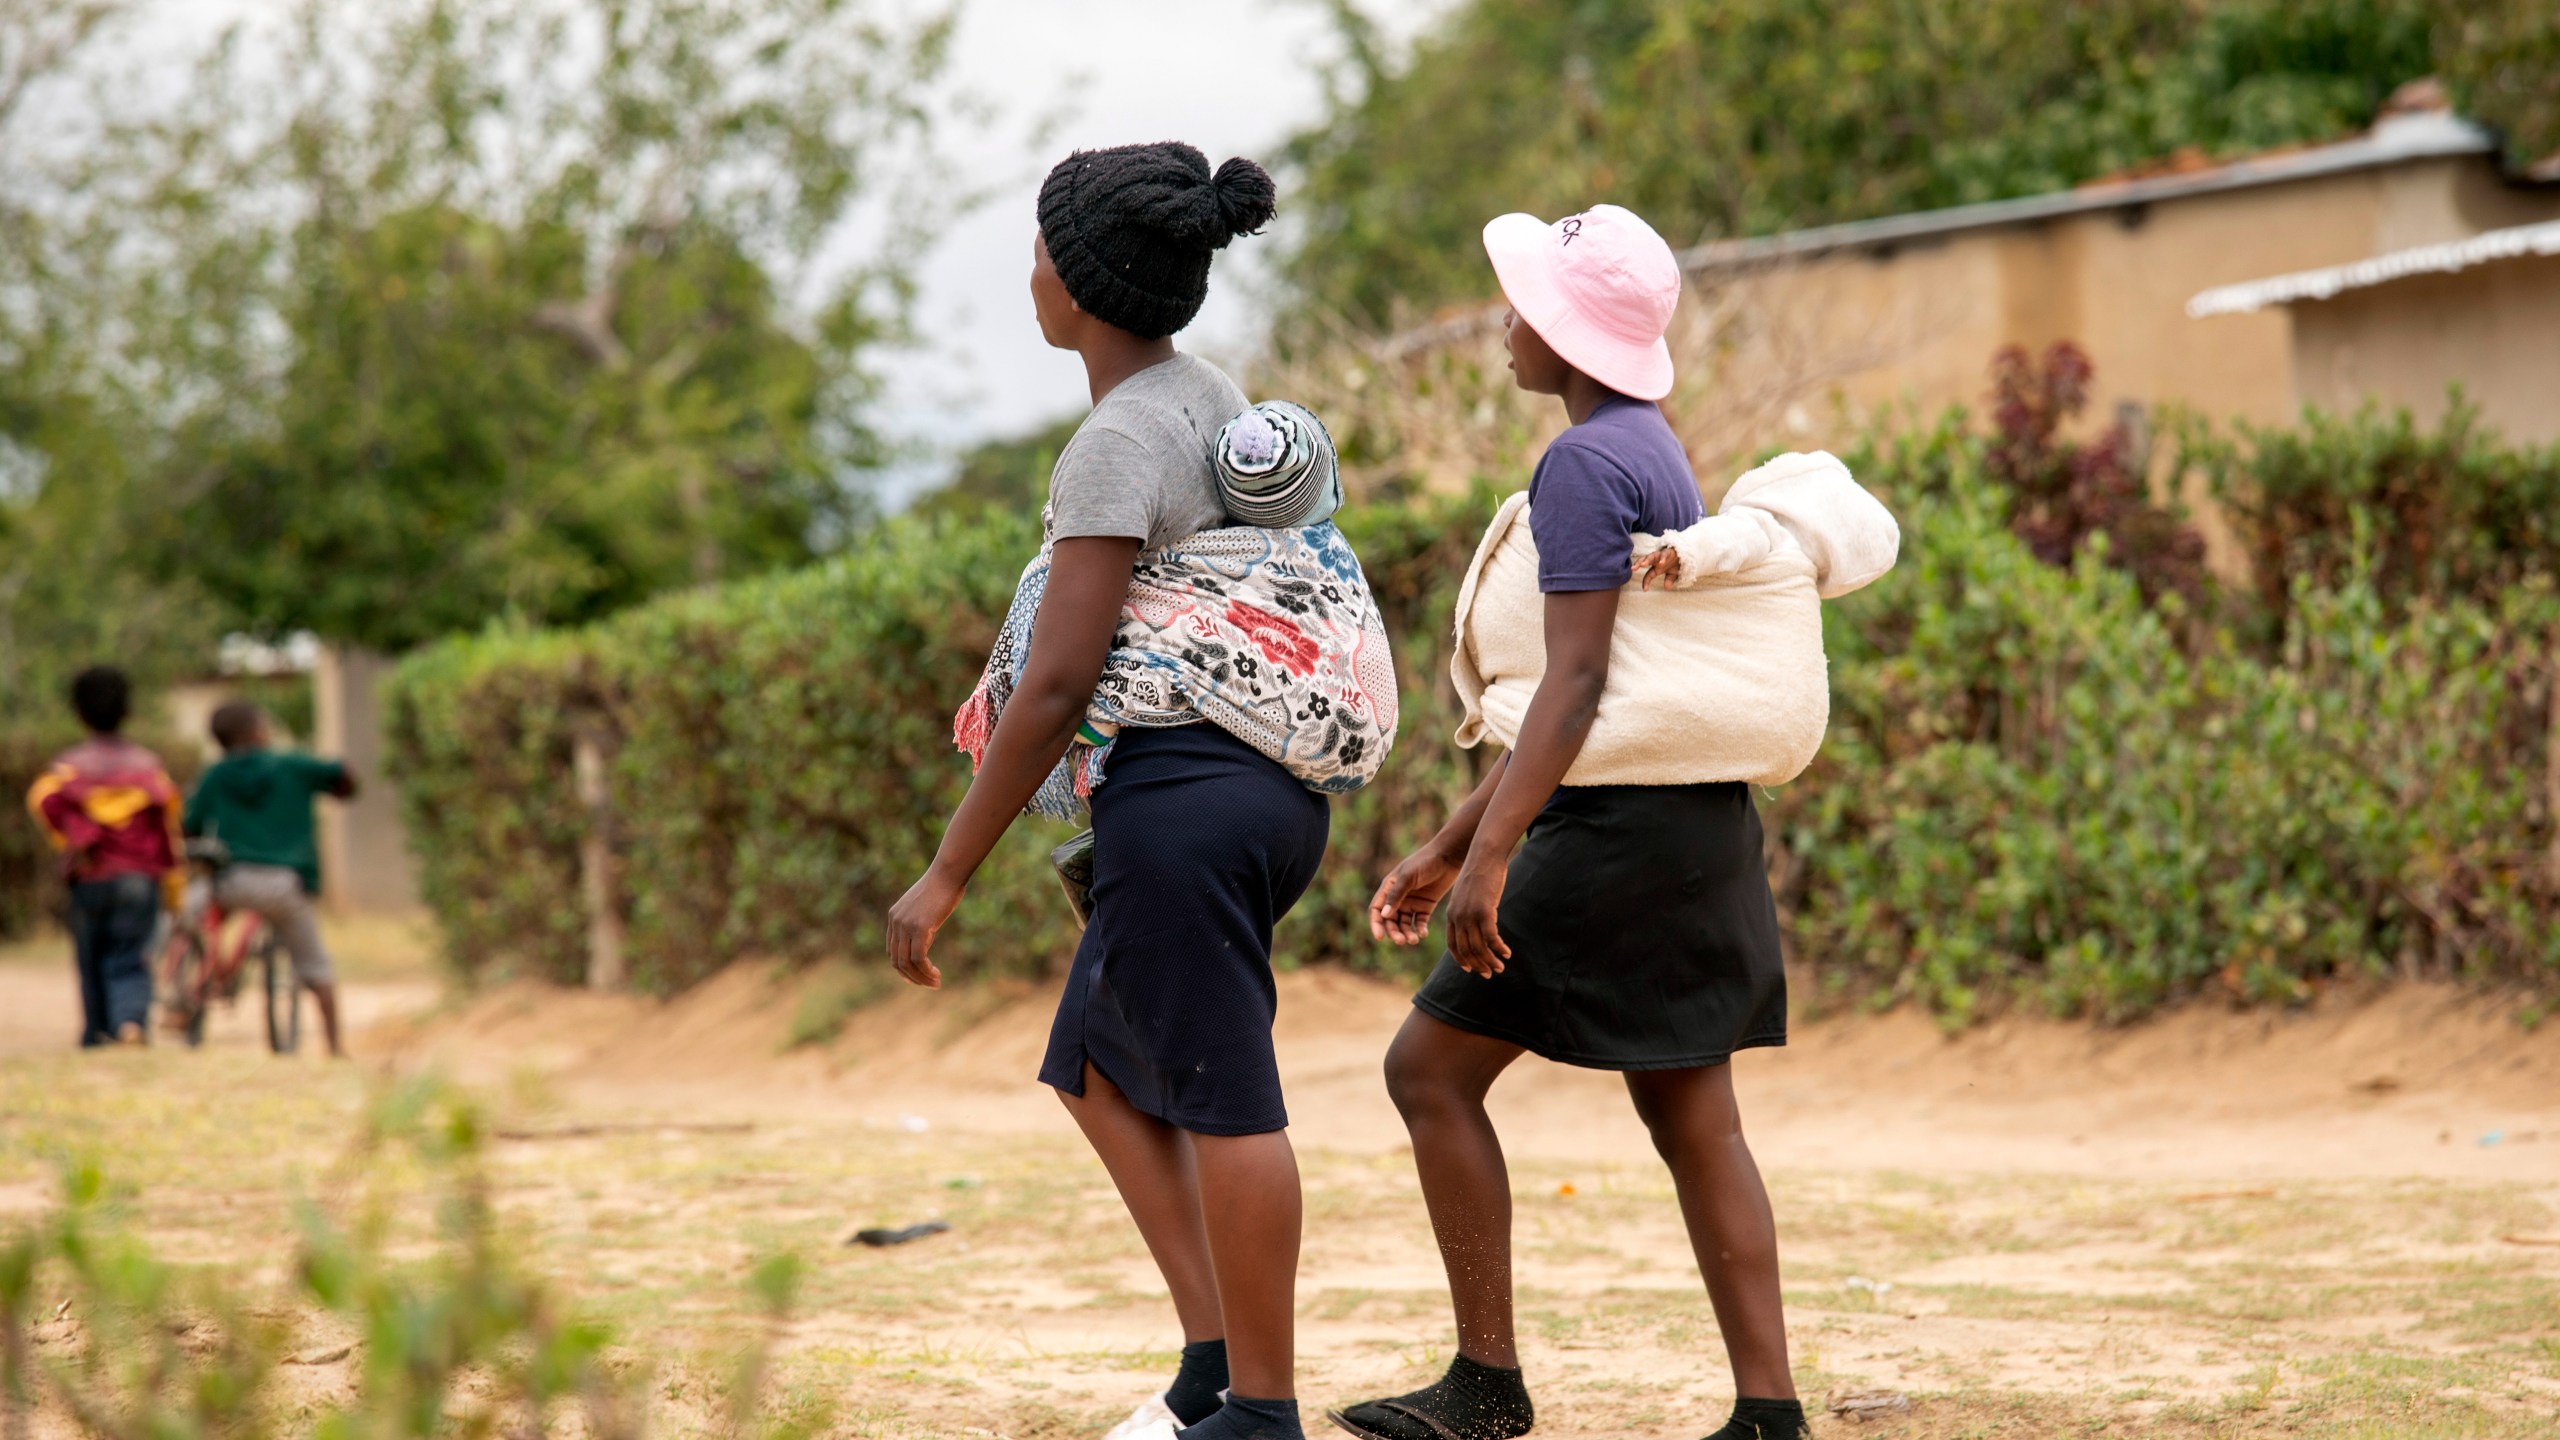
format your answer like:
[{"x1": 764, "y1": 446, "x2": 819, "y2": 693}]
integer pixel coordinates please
[{"x1": 3, "y1": 928, "x2": 2558, "y2": 1438}]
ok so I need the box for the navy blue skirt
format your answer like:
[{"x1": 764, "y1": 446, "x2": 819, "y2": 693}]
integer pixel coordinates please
[{"x1": 1038, "y1": 723, "x2": 1330, "y2": 1136}]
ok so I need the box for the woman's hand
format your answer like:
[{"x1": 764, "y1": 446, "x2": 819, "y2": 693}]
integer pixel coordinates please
[
  {"x1": 1430, "y1": 587, "x2": 1616, "y2": 979},
  {"x1": 887, "y1": 868, "x2": 966, "y2": 989},
  {"x1": 1369, "y1": 842, "x2": 1463, "y2": 945},
  {"x1": 888, "y1": 535, "x2": 1138, "y2": 993},
  {"x1": 1444, "y1": 857, "x2": 1511, "y2": 978}
]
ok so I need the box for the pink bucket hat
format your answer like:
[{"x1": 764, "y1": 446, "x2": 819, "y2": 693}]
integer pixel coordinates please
[{"x1": 1482, "y1": 204, "x2": 1681, "y2": 400}]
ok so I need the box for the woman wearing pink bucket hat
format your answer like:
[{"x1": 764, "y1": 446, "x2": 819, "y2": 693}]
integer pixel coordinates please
[
  {"x1": 1480, "y1": 202, "x2": 1680, "y2": 400},
  {"x1": 1339, "y1": 206, "x2": 1807, "y2": 1440}
]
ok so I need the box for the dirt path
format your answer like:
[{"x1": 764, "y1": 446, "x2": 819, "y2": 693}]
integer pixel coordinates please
[
  {"x1": 4, "y1": 946, "x2": 2557, "y2": 1437},
  {"x1": 372, "y1": 958, "x2": 2560, "y2": 1185}
]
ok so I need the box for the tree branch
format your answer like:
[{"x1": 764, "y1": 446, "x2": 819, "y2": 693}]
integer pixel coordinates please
[
  {"x1": 533, "y1": 240, "x2": 634, "y2": 367},
  {"x1": 0, "y1": 1, "x2": 127, "y2": 137}
]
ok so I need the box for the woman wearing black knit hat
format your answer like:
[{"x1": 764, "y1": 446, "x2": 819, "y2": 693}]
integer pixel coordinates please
[{"x1": 888, "y1": 142, "x2": 1320, "y2": 1440}]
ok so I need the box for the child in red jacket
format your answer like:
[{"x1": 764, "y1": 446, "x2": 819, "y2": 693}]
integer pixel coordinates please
[{"x1": 27, "y1": 667, "x2": 182, "y2": 1047}]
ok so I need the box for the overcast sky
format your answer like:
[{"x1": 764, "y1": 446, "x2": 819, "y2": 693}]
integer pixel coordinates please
[{"x1": 880, "y1": 0, "x2": 1453, "y2": 493}]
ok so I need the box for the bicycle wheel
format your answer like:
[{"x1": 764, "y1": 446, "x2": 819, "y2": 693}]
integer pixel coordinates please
[
  {"x1": 259, "y1": 927, "x2": 301, "y2": 1055},
  {"x1": 161, "y1": 929, "x2": 210, "y2": 1048}
]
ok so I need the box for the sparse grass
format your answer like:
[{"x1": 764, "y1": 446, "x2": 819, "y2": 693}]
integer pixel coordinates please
[
  {"x1": 783, "y1": 962, "x2": 895, "y2": 1050},
  {"x1": 0, "y1": 1044, "x2": 2555, "y2": 1437}
]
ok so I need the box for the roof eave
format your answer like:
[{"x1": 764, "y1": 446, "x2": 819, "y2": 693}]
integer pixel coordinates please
[
  {"x1": 2185, "y1": 218, "x2": 2560, "y2": 316},
  {"x1": 1676, "y1": 112, "x2": 2501, "y2": 277}
]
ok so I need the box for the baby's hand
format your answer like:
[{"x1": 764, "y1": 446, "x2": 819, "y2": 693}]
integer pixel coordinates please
[{"x1": 1630, "y1": 546, "x2": 1683, "y2": 591}]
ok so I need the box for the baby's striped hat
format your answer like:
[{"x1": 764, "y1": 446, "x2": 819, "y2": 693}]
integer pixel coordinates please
[{"x1": 1213, "y1": 400, "x2": 1341, "y2": 529}]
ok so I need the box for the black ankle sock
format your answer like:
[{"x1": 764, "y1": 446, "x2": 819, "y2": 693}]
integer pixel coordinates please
[
  {"x1": 1176, "y1": 1393, "x2": 1300, "y2": 1440},
  {"x1": 1166, "y1": 1339, "x2": 1230, "y2": 1426},
  {"x1": 1339, "y1": 1353, "x2": 1533, "y2": 1439},
  {"x1": 1702, "y1": 1396, "x2": 1807, "y2": 1440}
]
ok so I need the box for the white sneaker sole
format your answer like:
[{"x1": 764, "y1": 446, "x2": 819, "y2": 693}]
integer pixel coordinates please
[{"x1": 1101, "y1": 1395, "x2": 1180, "y2": 1440}]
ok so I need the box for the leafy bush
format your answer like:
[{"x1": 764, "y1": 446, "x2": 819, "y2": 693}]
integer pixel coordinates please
[
  {"x1": 388, "y1": 404, "x2": 2560, "y2": 1017},
  {"x1": 382, "y1": 630, "x2": 596, "y2": 985},
  {"x1": 2180, "y1": 397, "x2": 2560, "y2": 624},
  {"x1": 0, "y1": 1077, "x2": 815, "y2": 1439},
  {"x1": 595, "y1": 504, "x2": 1065, "y2": 991},
  {"x1": 1984, "y1": 342, "x2": 2208, "y2": 609},
  {"x1": 0, "y1": 727, "x2": 81, "y2": 942},
  {"x1": 385, "y1": 492, "x2": 1504, "y2": 992},
  {"x1": 1792, "y1": 420, "x2": 2559, "y2": 1021}
]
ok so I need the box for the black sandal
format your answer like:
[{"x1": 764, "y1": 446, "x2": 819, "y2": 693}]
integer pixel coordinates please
[
  {"x1": 1325, "y1": 1399, "x2": 1464, "y2": 1440},
  {"x1": 1325, "y1": 1354, "x2": 1534, "y2": 1440}
]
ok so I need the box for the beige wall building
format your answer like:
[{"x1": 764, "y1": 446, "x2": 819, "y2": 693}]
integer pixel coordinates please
[
  {"x1": 1675, "y1": 109, "x2": 2560, "y2": 441},
  {"x1": 313, "y1": 646, "x2": 420, "y2": 915},
  {"x1": 2189, "y1": 222, "x2": 2560, "y2": 445},
  {"x1": 1375, "y1": 103, "x2": 2558, "y2": 539}
]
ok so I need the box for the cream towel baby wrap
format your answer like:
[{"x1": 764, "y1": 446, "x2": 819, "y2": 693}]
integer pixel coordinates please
[{"x1": 1450, "y1": 450, "x2": 1898, "y2": 787}]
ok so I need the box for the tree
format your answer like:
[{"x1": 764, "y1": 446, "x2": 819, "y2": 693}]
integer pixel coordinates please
[
  {"x1": 0, "y1": 1, "x2": 218, "y2": 706},
  {"x1": 913, "y1": 415, "x2": 1083, "y2": 520},
  {"x1": 1279, "y1": 0, "x2": 2543, "y2": 331},
  {"x1": 170, "y1": 202, "x2": 867, "y2": 649},
  {"x1": 2, "y1": 0, "x2": 967, "y2": 656},
  {"x1": 2438, "y1": 0, "x2": 2560, "y2": 173}
]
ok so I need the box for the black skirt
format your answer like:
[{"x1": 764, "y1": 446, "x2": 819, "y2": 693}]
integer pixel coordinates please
[
  {"x1": 1413, "y1": 781, "x2": 1785, "y2": 1070},
  {"x1": 1038, "y1": 723, "x2": 1331, "y2": 1136}
]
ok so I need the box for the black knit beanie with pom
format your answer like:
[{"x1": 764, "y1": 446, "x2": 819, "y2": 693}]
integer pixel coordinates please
[{"x1": 1038, "y1": 142, "x2": 1277, "y2": 339}]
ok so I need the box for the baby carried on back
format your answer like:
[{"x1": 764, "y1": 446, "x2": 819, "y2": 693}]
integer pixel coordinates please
[
  {"x1": 1452, "y1": 449, "x2": 1900, "y2": 786},
  {"x1": 954, "y1": 400, "x2": 1398, "y2": 823}
]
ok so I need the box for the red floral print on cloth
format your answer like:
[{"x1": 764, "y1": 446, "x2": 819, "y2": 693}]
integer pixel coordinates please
[
  {"x1": 1226, "y1": 600, "x2": 1319, "y2": 675},
  {"x1": 957, "y1": 522, "x2": 1400, "y2": 823}
]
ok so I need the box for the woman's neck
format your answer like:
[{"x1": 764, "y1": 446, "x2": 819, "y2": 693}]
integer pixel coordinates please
[
  {"x1": 1081, "y1": 333, "x2": 1180, "y2": 405},
  {"x1": 1560, "y1": 370, "x2": 1621, "y2": 426}
]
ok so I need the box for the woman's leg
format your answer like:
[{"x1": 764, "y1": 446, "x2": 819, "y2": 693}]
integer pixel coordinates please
[
  {"x1": 1191, "y1": 1129, "x2": 1303, "y2": 1399},
  {"x1": 1058, "y1": 1063, "x2": 1224, "y2": 1343},
  {"x1": 1382, "y1": 1010, "x2": 1528, "y2": 1365},
  {"x1": 1061, "y1": 1062, "x2": 1303, "y2": 1429},
  {"x1": 1327, "y1": 1012, "x2": 1537, "y2": 1440},
  {"x1": 1623, "y1": 1063, "x2": 1796, "y2": 1400}
]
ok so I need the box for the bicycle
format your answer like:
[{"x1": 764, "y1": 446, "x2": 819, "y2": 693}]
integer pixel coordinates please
[{"x1": 158, "y1": 838, "x2": 301, "y2": 1053}]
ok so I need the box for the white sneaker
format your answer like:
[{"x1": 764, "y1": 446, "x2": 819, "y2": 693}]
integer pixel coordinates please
[{"x1": 1101, "y1": 1394, "x2": 1181, "y2": 1440}]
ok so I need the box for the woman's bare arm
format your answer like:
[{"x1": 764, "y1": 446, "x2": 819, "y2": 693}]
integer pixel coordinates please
[
  {"x1": 887, "y1": 535, "x2": 1140, "y2": 985},
  {"x1": 1442, "y1": 586, "x2": 1620, "y2": 975}
]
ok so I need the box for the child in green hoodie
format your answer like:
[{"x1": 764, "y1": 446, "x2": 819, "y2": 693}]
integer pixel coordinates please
[{"x1": 183, "y1": 700, "x2": 357, "y2": 1057}]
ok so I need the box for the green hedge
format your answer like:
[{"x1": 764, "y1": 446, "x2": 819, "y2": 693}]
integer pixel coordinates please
[
  {"x1": 1793, "y1": 417, "x2": 2559, "y2": 1021},
  {"x1": 386, "y1": 408, "x2": 2560, "y2": 1015},
  {"x1": 0, "y1": 726, "x2": 82, "y2": 939},
  {"x1": 381, "y1": 629, "x2": 596, "y2": 983},
  {"x1": 2186, "y1": 400, "x2": 2560, "y2": 624},
  {"x1": 383, "y1": 498, "x2": 1501, "y2": 991}
]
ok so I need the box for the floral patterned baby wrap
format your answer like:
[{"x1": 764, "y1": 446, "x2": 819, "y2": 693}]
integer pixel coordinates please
[{"x1": 954, "y1": 521, "x2": 1400, "y2": 823}]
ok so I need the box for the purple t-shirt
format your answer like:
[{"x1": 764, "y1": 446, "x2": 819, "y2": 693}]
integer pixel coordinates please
[{"x1": 1527, "y1": 396, "x2": 1704, "y2": 592}]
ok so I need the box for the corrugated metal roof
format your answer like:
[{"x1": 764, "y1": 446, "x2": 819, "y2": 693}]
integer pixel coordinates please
[
  {"x1": 2186, "y1": 219, "x2": 2560, "y2": 316},
  {"x1": 1674, "y1": 112, "x2": 2499, "y2": 275}
]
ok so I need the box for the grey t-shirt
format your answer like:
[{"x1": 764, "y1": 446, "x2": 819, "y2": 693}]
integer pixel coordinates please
[{"x1": 1044, "y1": 353, "x2": 1245, "y2": 552}]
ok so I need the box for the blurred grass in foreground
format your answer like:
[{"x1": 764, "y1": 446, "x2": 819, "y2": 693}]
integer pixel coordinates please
[{"x1": 1, "y1": 1045, "x2": 2555, "y2": 1436}]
